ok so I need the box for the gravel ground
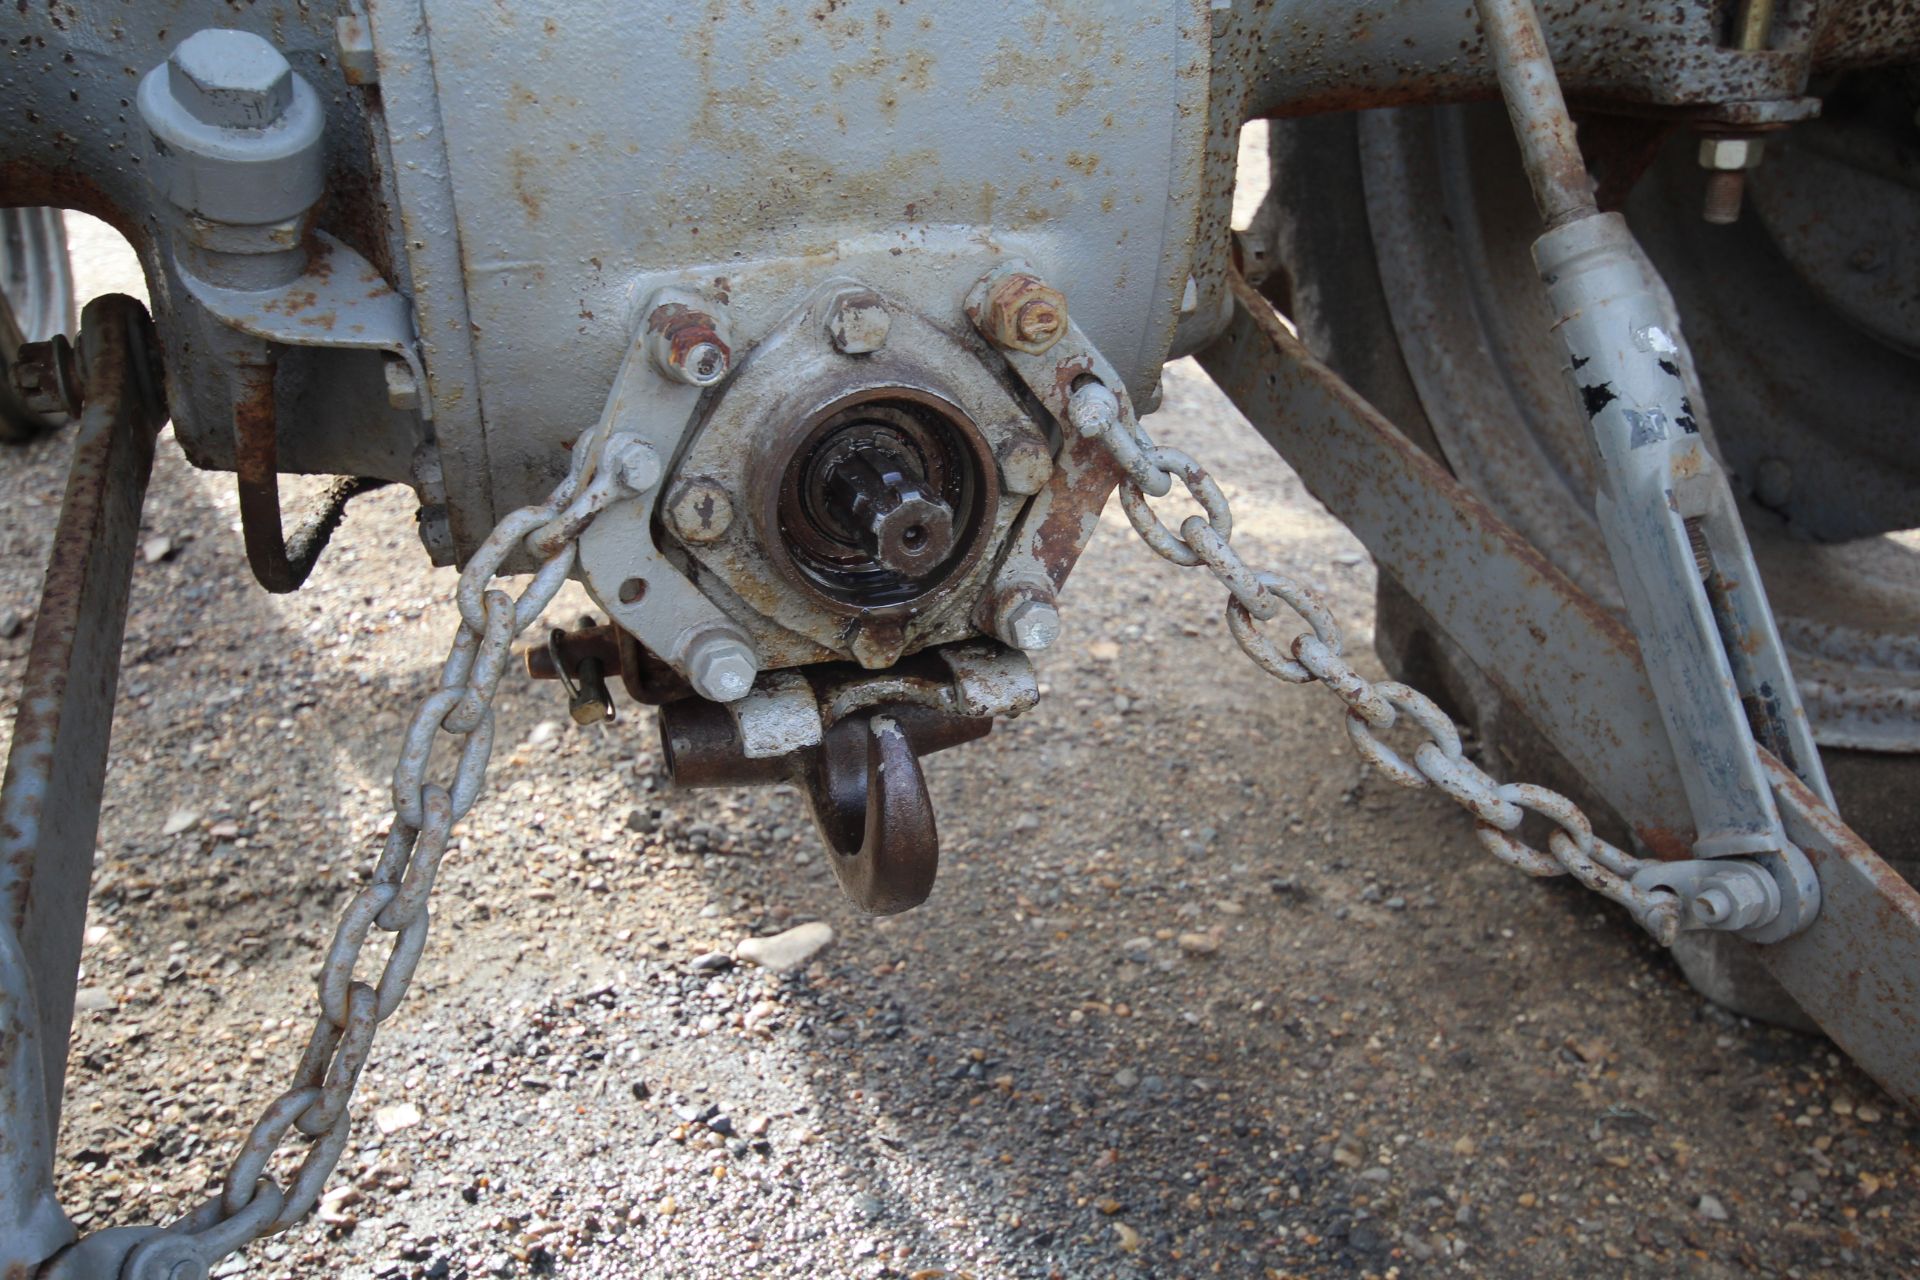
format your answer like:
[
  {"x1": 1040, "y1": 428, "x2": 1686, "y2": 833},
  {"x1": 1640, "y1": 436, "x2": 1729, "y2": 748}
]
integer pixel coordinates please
[{"x1": 4, "y1": 213, "x2": 1916, "y2": 1280}]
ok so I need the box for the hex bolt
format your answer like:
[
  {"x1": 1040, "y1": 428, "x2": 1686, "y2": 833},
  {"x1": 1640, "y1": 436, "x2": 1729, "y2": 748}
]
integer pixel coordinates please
[
  {"x1": 683, "y1": 631, "x2": 759, "y2": 703},
  {"x1": 665, "y1": 477, "x2": 735, "y2": 544},
  {"x1": 996, "y1": 434, "x2": 1055, "y2": 496},
  {"x1": 825, "y1": 287, "x2": 891, "y2": 355},
  {"x1": 992, "y1": 584, "x2": 1062, "y2": 652},
  {"x1": 168, "y1": 28, "x2": 295, "y2": 129},
  {"x1": 1696, "y1": 136, "x2": 1766, "y2": 226},
  {"x1": 11, "y1": 333, "x2": 83, "y2": 417},
  {"x1": 610, "y1": 438, "x2": 663, "y2": 495},
  {"x1": 644, "y1": 293, "x2": 732, "y2": 387},
  {"x1": 977, "y1": 272, "x2": 1069, "y2": 355}
]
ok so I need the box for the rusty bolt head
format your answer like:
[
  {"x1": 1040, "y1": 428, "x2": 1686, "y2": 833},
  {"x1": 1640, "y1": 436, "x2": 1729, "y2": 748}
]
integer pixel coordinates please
[
  {"x1": 995, "y1": 434, "x2": 1055, "y2": 496},
  {"x1": 825, "y1": 288, "x2": 891, "y2": 355},
  {"x1": 168, "y1": 29, "x2": 295, "y2": 129},
  {"x1": 665, "y1": 477, "x2": 735, "y2": 544},
  {"x1": 645, "y1": 299, "x2": 733, "y2": 388},
  {"x1": 1697, "y1": 136, "x2": 1765, "y2": 172},
  {"x1": 11, "y1": 334, "x2": 82, "y2": 418},
  {"x1": 979, "y1": 273, "x2": 1068, "y2": 355}
]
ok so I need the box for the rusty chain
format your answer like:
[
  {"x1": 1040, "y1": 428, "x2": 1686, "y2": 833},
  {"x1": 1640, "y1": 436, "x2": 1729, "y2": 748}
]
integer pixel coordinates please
[
  {"x1": 1067, "y1": 380, "x2": 1684, "y2": 946},
  {"x1": 116, "y1": 426, "x2": 635, "y2": 1280}
]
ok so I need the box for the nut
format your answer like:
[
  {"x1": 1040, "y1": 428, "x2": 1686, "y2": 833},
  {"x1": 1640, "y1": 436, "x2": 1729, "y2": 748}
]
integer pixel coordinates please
[
  {"x1": 683, "y1": 632, "x2": 759, "y2": 703},
  {"x1": 1692, "y1": 866, "x2": 1778, "y2": 932},
  {"x1": 1697, "y1": 136, "x2": 1765, "y2": 172},
  {"x1": 382, "y1": 356, "x2": 420, "y2": 412},
  {"x1": 645, "y1": 294, "x2": 732, "y2": 387},
  {"x1": 995, "y1": 434, "x2": 1055, "y2": 496},
  {"x1": 11, "y1": 334, "x2": 82, "y2": 418},
  {"x1": 168, "y1": 29, "x2": 295, "y2": 129},
  {"x1": 665, "y1": 477, "x2": 734, "y2": 544},
  {"x1": 978, "y1": 273, "x2": 1068, "y2": 355},
  {"x1": 825, "y1": 288, "x2": 891, "y2": 355}
]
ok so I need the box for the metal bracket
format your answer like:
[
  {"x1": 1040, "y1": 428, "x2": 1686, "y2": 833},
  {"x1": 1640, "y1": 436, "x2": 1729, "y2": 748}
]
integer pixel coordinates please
[
  {"x1": 179, "y1": 231, "x2": 430, "y2": 421},
  {"x1": 574, "y1": 297, "x2": 760, "y2": 702},
  {"x1": 1629, "y1": 846, "x2": 1819, "y2": 943}
]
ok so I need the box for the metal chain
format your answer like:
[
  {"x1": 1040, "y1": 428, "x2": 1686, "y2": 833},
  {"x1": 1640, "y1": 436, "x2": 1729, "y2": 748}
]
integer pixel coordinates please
[
  {"x1": 120, "y1": 426, "x2": 636, "y2": 1280},
  {"x1": 1067, "y1": 381, "x2": 1683, "y2": 946}
]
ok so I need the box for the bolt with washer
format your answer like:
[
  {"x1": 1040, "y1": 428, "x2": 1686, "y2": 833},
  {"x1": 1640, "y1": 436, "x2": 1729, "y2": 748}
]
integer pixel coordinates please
[
  {"x1": 978, "y1": 272, "x2": 1069, "y2": 355},
  {"x1": 665, "y1": 477, "x2": 735, "y2": 544},
  {"x1": 682, "y1": 631, "x2": 759, "y2": 703},
  {"x1": 825, "y1": 287, "x2": 891, "y2": 355}
]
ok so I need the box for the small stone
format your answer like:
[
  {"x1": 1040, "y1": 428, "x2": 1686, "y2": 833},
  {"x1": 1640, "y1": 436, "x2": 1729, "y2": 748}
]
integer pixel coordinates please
[
  {"x1": 526, "y1": 720, "x2": 562, "y2": 748},
  {"x1": 73, "y1": 987, "x2": 113, "y2": 1013},
  {"x1": 690, "y1": 951, "x2": 734, "y2": 973},
  {"x1": 853, "y1": 1193, "x2": 884, "y2": 1222},
  {"x1": 1453, "y1": 1136, "x2": 1477, "y2": 1157},
  {"x1": 142, "y1": 535, "x2": 175, "y2": 564},
  {"x1": 1176, "y1": 932, "x2": 1219, "y2": 956},
  {"x1": 735, "y1": 921, "x2": 834, "y2": 972},
  {"x1": 1332, "y1": 1139, "x2": 1364, "y2": 1168},
  {"x1": 162, "y1": 809, "x2": 199, "y2": 837},
  {"x1": 1856, "y1": 1104, "x2": 1882, "y2": 1124},
  {"x1": 1360, "y1": 1167, "x2": 1391, "y2": 1184},
  {"x1": 624, "y1": 807, "x2": 657, "y2": 833},
  {"x1": 1696, "y1": 1194, "x2": 1728, "y2": 1222},
  {"x1": 1517, "y1": 1192, "x2": 1537, "y2": 1208},
  {"x1": 374, "y1": 1102, "x2": 422, "y2": 1134},
  {"x1": 1095, "y1": 1196, "x2": 1123, "y2": 1215},
  {"x1": 0, "y1": 610, "x2": 23, "y2": 639},
  {"x1": 1113, "y1": 1067, "x2": 1139, "y2": 1091},
  {"x1": 1112, "y1": 1222, "x2": 1142, "y2": 1253}
]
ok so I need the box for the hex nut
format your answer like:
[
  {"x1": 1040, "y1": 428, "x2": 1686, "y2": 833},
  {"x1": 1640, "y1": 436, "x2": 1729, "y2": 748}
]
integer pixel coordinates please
[
  {"x1": 138, "y1": 29, "x2": 326, "y2": 226},
  {"x1": 382, "y1": 356, "x2": 420, "y2": 412},
  {"x1": 825, "y1": 288, "x2": 891, "y2": 355},
  {"x1": 666, "y1": 477, "x2": 735, "y2": 544},
  {"x1": 645, "y1": 298, "x2": 732, "y2": 387},
  {"x1": 979, "y1": 273, "x2": 1068, "y2": 355},
  {"x1": 169, "y1": 28, "x2": 294, "y2": 128},
  {"x1": 1697, "y1": 136, "x2": 1765, "y2": 172},
  {"x1": 995, "y1": 434, "x2": 1055, "y2": 496},
  {"x1": 11, "y1": 335, "x2": 82, "y2": 418}
]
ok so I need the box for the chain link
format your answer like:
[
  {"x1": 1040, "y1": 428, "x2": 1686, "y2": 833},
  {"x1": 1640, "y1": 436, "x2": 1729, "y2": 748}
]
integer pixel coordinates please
[
  {"x1": 124, "y1": 426, "x2": 632, "y2": 1279},
  {"x1": 1074, "y1": 382, "x2": 1683, "y2": 946}
]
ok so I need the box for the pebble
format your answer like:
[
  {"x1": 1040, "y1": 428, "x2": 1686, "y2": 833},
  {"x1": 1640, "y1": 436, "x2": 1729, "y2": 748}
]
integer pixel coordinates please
[
  {"x1": 0, "y1": 609, "x2": 22, "y2": 639},
  {"x1": 374, "y1": 1102, "x2": 422, "y2": 1134},
  {"x1": 736, "y1": 921, "x2": 835, "y2": 972},
  {"x1": 161, "y1": 808, "x2": 199, "y2": 837},
  {"x1": 1113, "y1": 1067, "x2": 1140, "y2": 1091},
  {"x1": 1175, "y1": 932, "x2": 1219, "y2": 956},
  {"x1": 1697, "y1": 1193, "x2": 1729, "y2": 1222},
  {"x1": 73, "y1": 987, "x2": 112, "y2": 1013},
  {"x1": 690, "y1": 951, "x2": 734, "y2": 972},
  {"x1": 142, "y1": 535, "x2": 175, "y2": 564}
]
